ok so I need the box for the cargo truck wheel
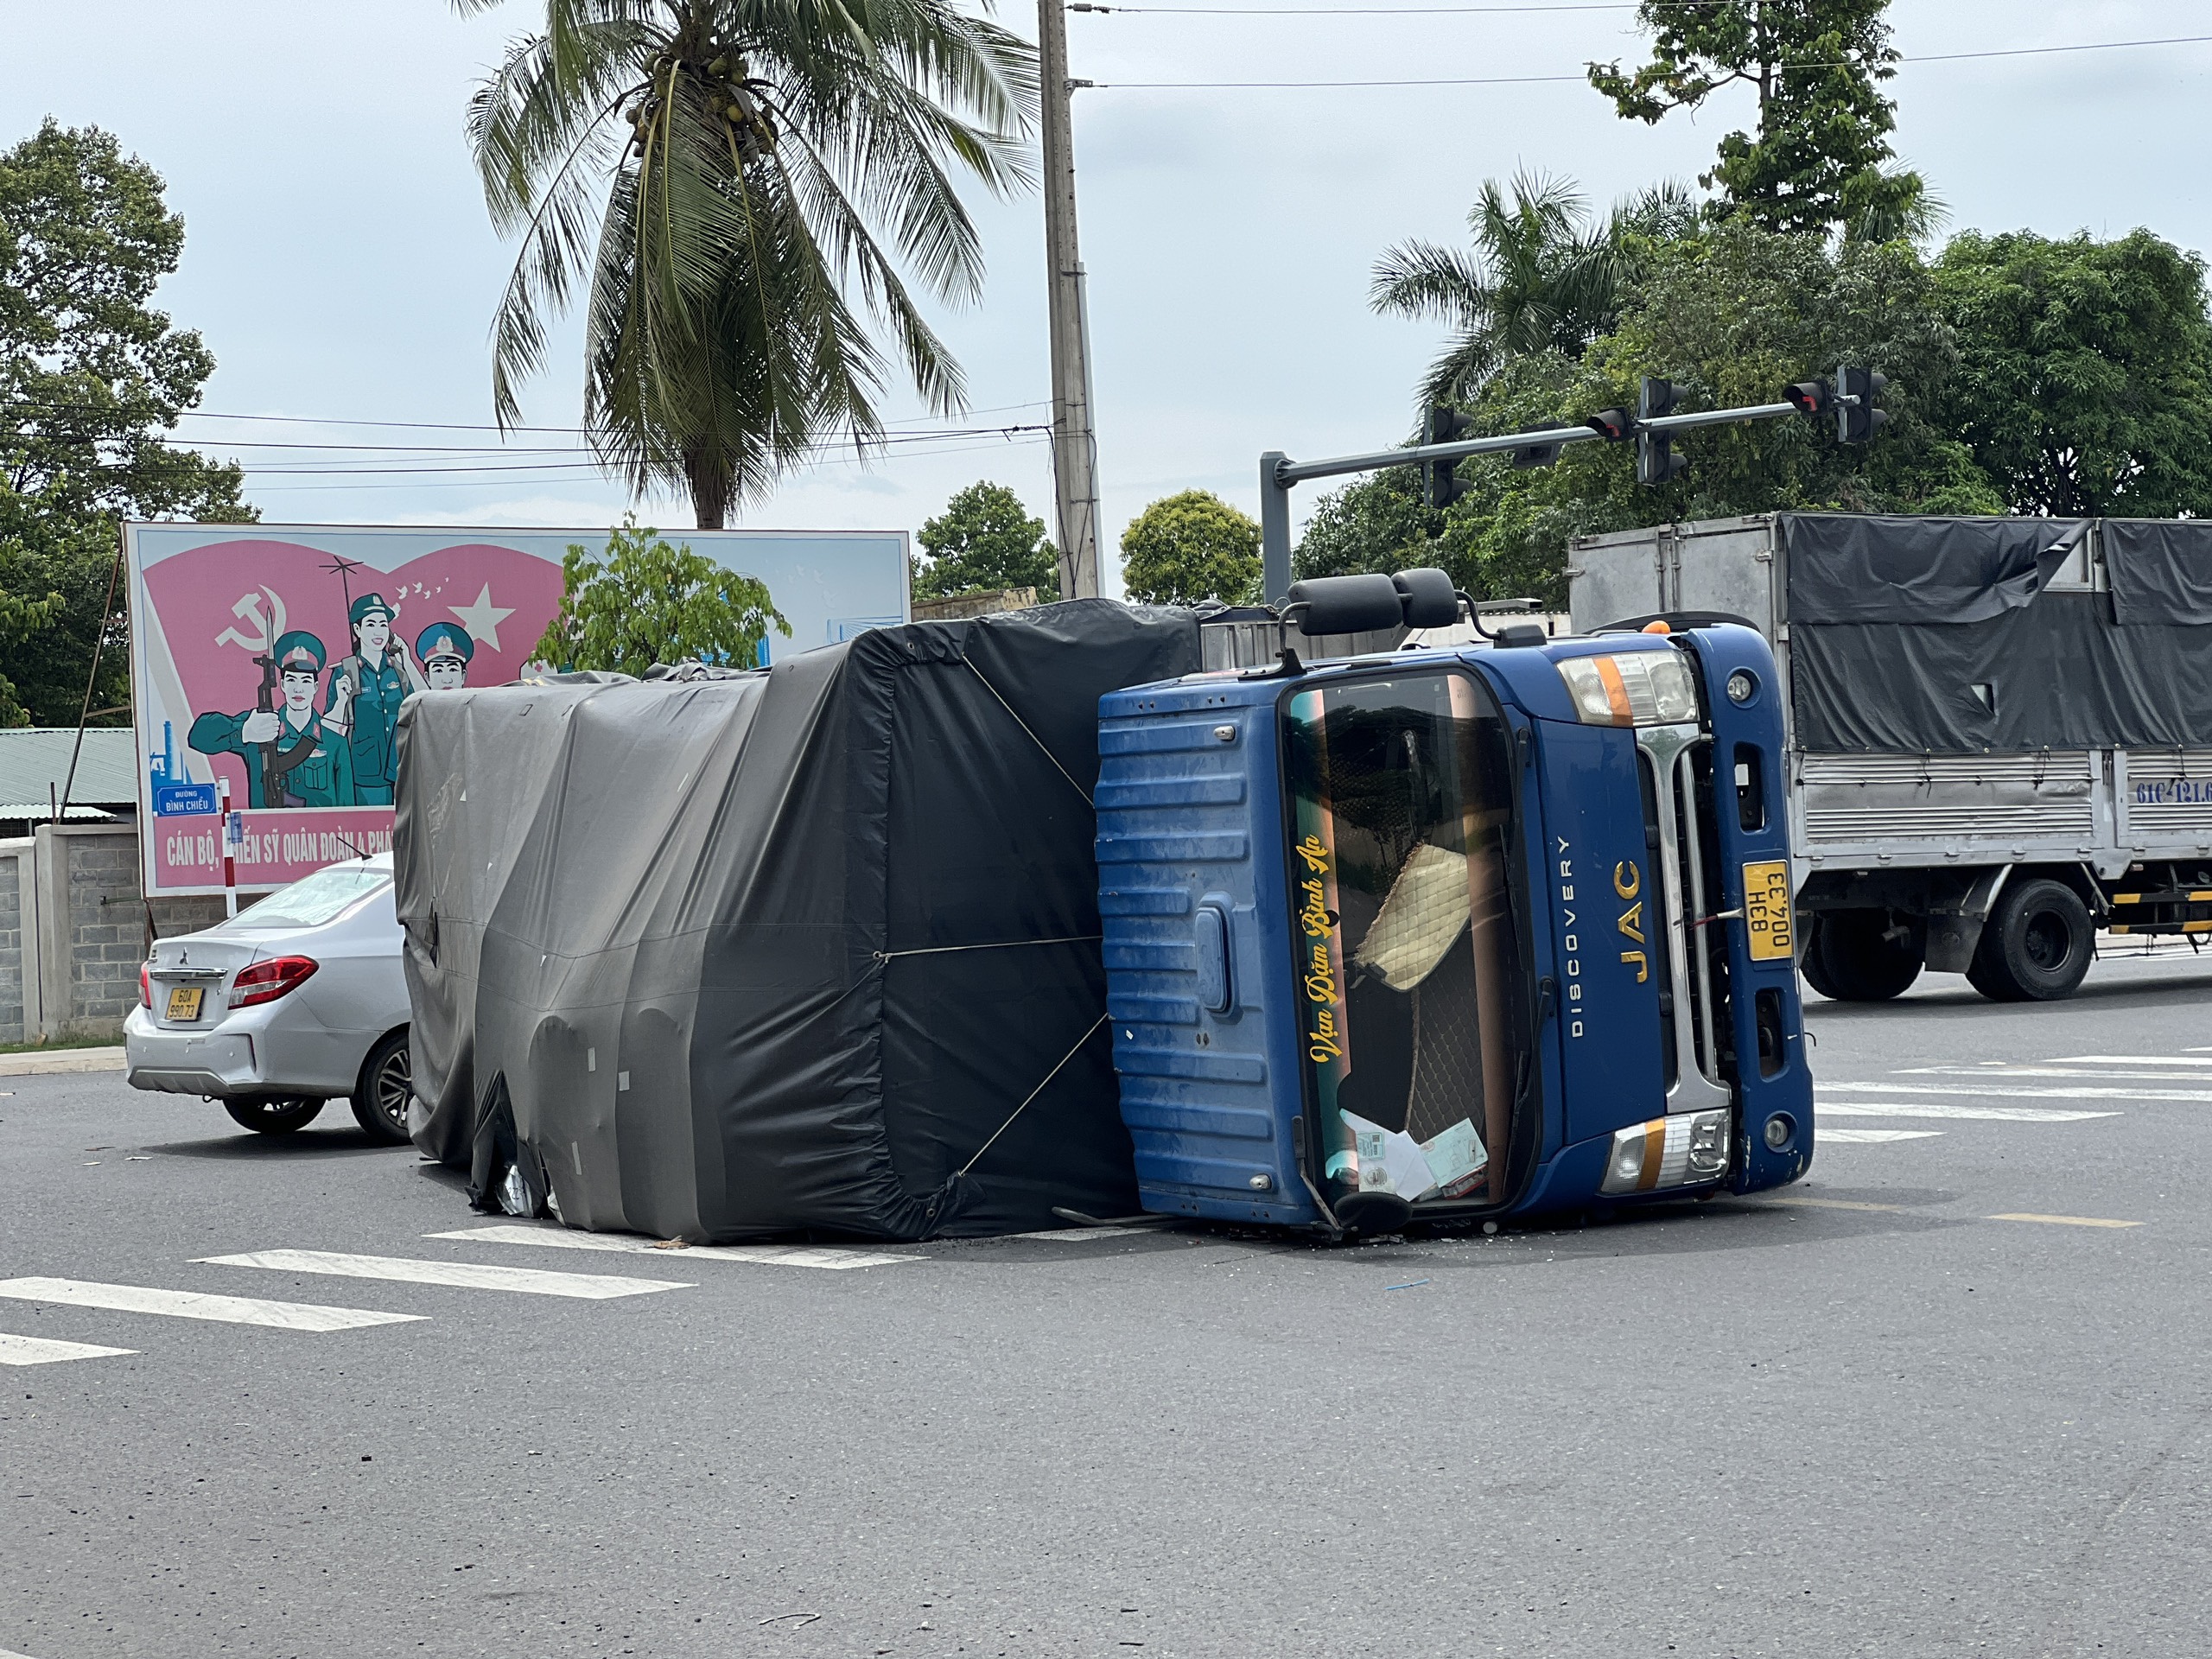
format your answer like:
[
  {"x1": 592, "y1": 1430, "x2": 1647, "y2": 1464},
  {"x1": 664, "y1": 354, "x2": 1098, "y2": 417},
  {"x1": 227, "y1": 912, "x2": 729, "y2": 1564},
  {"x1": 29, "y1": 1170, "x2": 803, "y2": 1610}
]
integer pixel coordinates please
[
  {"x1": 224, "y1": 1096, "x2": 325, "y2": 1135},
  {"x1": 1966, "y1": 880, "x2": 2094, "y2": 1002},
  {"x1": 1811, "y1": 909, "x2": 1923, "y2": 1001},
  {"x1": 1798, "y1": 917, "x2": 1844, "y2": 1000}
]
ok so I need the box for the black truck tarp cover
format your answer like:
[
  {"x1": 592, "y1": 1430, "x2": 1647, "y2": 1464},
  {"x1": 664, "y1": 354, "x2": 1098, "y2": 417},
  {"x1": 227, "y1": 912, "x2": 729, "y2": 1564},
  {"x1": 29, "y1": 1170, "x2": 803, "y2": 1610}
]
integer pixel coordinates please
[
  {"x1": 395, "y1": 600, "x2": 1200, "y2": 1242},
  {"x1": 1781, "y1": 514, "x2": 2212, "y2": 753}
]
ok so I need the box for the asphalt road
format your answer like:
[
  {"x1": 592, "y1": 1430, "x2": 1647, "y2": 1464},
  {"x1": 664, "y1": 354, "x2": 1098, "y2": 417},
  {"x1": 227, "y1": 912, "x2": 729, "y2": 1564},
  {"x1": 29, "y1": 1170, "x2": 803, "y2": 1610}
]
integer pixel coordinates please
[{"x1": 5, "y1": 946, "x2": 2212, "y2": 1659}]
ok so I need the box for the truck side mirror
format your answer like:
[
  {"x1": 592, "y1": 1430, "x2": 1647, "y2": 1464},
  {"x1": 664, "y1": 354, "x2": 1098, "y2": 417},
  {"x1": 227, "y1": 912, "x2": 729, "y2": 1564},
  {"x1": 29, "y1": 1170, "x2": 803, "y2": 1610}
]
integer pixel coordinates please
[
  {"x1": 1392, "y1": 568, "x2": 1461, "y2": 629},
  {"x1": 1281, "y1": 573, "x2": 1406, "y2": 636}
]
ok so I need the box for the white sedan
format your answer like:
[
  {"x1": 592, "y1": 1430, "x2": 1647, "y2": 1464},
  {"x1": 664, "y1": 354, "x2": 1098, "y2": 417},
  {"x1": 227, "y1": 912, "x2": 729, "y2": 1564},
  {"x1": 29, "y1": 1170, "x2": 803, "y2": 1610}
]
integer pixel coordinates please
[{"x1": 124, "y1": 853, "x2": 413, "y2": 1142}]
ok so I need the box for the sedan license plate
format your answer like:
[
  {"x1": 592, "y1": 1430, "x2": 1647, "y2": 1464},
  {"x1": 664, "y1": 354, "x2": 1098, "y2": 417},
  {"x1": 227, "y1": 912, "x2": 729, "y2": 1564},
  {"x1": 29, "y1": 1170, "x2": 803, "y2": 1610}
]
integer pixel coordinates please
[
  {"x1": 1741, "y1": 861, "x2": 1794, "y2": 962},
  {"x1": 164, "y1": 986, "x2": 205, "y2": 1022}
]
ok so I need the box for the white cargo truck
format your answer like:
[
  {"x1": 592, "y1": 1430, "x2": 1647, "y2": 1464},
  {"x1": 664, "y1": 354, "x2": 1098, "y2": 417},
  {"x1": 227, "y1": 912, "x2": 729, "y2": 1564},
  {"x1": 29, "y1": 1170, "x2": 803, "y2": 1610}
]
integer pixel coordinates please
[{"x1": 1567, "y1": 512, "x2": 2212, "y2": 1002}]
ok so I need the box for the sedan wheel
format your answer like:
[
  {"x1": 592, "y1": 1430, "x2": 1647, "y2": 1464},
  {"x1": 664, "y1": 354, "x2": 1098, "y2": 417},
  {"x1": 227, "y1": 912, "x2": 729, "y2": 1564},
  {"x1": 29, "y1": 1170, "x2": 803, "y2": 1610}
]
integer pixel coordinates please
[{"x1": 350, "y1": 1031, "x2": 414, "y2": 1145}]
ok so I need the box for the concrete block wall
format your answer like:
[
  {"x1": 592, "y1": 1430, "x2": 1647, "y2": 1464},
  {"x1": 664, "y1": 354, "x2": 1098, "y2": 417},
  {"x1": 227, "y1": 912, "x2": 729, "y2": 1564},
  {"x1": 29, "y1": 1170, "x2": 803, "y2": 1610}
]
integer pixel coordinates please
[
  {"x1": 0, "y1": 840, "x2": 26, "y2": 1045},
  {"x1": 12, "y1": 825, "x2": 232, "y2": 1044}
]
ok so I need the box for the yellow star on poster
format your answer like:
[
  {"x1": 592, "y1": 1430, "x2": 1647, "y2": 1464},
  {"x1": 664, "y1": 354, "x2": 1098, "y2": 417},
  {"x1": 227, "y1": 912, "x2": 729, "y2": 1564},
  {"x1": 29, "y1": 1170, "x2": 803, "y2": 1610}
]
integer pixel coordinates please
[{"x1": 448, "y1": 583, "x2": 517, "y2": 652}]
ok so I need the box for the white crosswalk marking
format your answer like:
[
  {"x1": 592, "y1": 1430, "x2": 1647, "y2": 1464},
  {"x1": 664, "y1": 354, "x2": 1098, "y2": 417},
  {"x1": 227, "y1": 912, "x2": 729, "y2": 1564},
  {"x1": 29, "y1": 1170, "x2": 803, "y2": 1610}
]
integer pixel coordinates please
[
  {"x1": 426, "y1": 1224, "x2": 915, "y2": 1270},
  {"x1": 1818, "y1": 1101, "x2": 2119, "y2": 1122},
  {"x1": 2051, "y1": 1055, "x2": 2212, "y2": 1067},
  {"x1": 0, "y1": 1332, "x2": 137, "y2": 1366},
  {"x1": 195, "y1": 1249, "x2": 690, "y2": 1300},
  {"x1": 1827, "y1": 1080, "x2": 2212, "y2": 1103},
  {"x1": 1907, "y1": 1065, "x2": 2212, "y2": 1084},
  {"x1": 0, "y1": 1278, "x2": 423, "y2": 1332},
  {"x1": 1821, "y1": 1128, "x2": 1942, "y2": 1143}
]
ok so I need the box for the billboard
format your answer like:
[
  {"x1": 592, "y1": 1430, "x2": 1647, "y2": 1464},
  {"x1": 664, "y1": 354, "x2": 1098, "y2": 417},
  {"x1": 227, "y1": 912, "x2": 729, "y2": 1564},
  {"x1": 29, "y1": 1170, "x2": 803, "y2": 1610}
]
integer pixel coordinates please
[{"x1": 125, "y1": 523, "x2": 909, "y2": 897}]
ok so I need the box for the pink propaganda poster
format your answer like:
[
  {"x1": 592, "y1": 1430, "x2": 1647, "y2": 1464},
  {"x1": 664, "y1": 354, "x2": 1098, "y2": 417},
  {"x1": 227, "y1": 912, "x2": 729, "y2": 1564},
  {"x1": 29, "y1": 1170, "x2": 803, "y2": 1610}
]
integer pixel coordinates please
[{"x1": 125, "y1": 524, "x2": 568, "y2": 898}]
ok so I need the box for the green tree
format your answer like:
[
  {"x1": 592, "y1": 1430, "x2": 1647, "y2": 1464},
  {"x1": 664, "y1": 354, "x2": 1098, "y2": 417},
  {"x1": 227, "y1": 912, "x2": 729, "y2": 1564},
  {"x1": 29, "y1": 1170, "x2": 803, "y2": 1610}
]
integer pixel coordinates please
[
  {"x1": 1120, "y1": 491, "x2": 1261, "y2": 606},
  {"x1": 534, "y1": 513, "x2": 791, "y2": 673},
  {"x1": 912, "y1": 480, "x2": 1056, "y2": 601},
  {"x1": 1371, "y1": 173, "x2": 1698, "y2": 406},
  {"x1": 0, "y1": 120, "x2": 251, "y2": 727},
  {"x1": 1293, "y1": 467, "x2": 1439, "y2": 582},
  {"x1": 1933, "y1": 229, "x2": 2212, "y2": 517},
  {"x1": 1326, "y1": 221, "x2": 2000, "y2": 607},
  {"x1": 1588, "y1": 1, "x2": 1929, "y2": 241},
  {"x1": 458, "y1": 0, "x2": 1037, "y2": 528}
]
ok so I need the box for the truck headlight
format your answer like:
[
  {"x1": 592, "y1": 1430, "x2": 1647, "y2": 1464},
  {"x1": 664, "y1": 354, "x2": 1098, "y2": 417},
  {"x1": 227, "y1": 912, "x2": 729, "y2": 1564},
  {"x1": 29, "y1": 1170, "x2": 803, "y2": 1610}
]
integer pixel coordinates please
[
  {"x1": 1555, "y1": 652, "x2": 1700, "y2": 727},
  {"x1": 1599, "y1": 1109, "x2": 1732, "y2": 1193}
]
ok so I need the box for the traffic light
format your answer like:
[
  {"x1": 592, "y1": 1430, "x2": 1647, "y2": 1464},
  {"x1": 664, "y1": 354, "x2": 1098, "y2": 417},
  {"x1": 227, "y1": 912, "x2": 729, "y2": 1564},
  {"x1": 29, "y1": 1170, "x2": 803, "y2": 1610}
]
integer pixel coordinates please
[
  {"x1": 1423, "y1": 404, "x2": 1471, "y2": 509},
  {"x1": 1836, "y1": 365, "x2": 1889, "y2": 443},
  {"x1": 1783, "y1": 378, "x2": 1832, "y2": 418},
  {"x1": 1511, "y1": 420, "x2": 1569, "y2": 470},
  {"x1": 1636, "y1": 376, "x2": 1688, "y2": 487},
  {"x1": 1585, "y1": 406, "x2": 1632, "y2": 442}
]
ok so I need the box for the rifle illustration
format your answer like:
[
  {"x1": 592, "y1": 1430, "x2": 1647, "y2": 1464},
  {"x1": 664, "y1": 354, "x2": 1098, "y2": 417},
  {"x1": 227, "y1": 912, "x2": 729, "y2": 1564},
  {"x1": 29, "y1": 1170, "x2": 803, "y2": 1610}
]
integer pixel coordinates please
[{"x1": 251, "y1": 650, "x2": 315, "y2": 808}]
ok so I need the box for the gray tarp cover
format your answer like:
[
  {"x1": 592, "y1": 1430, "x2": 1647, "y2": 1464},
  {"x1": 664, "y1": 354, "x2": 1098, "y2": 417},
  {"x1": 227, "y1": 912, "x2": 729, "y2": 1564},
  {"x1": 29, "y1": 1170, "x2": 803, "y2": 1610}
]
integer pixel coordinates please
[
  {"x1": 395, "y1": 600, "x2": 1200, "y2": 1242},
  {"x1": 1781, "y1": 515, "x2": 2212, "y2": 753}
]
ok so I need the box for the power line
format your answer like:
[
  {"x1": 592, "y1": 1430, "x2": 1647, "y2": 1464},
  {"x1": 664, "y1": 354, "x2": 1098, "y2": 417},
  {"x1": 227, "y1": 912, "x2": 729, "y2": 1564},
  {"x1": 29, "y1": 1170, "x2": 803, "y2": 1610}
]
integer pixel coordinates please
[
  {"x1": 0, "y1": 394, "x2": 1052, "y2": 437},
  {"x1": 1085, "y1": 29, "x2": 2212, "y2": 86}
]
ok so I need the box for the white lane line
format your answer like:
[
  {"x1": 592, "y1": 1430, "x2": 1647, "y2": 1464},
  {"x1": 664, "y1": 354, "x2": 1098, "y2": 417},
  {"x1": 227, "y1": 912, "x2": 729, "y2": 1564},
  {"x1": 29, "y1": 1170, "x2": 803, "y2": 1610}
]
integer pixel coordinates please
[
  {"x1": 1016, "y1": 1225, "x2": 1172, "y2": 1243},
  {"x1": 1820, "y1": 1128, "x2": 1943, "y2": 1143},
  {"x1": 1818, "y1": 1102, "x2": 2119, "y2": 1123},
  {"x1": 0, "y1": 1279, "x2": 423, "y2": 1332},
  {"x1": 426, "y1": 1224, "x2": 917, "y2": 1271},
  {"x1": 1827, "y1": 1081, "x2": 2212, "y2": 1104},
  {"x1": 1988, "y1": 1212, "x2": 2142, "y2": 1230},
  {"x1": 196, "y1": 1249, "x2": 690, "y2": 1300},
  {"x1": 0, "y1": 1332, "x2": 137, "y2": 1366}
]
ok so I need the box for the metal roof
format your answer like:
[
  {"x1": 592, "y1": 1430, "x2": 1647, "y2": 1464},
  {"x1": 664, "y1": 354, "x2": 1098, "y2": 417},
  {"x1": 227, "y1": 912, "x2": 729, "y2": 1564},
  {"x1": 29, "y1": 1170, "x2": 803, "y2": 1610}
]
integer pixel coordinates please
[{"x1": 0, "y1": 728, "x2": 140, "y2": 817}]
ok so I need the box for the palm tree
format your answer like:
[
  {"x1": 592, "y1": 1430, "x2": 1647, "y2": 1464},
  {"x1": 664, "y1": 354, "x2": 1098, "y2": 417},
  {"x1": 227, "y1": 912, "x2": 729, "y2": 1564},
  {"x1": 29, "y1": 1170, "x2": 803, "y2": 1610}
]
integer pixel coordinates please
[
  {"x1": 457, "y1": 0, "x2": 1038, "y2": 526},
  {"x1": 1371, "y1": 172, "x2": 1694, "y2": 408}
]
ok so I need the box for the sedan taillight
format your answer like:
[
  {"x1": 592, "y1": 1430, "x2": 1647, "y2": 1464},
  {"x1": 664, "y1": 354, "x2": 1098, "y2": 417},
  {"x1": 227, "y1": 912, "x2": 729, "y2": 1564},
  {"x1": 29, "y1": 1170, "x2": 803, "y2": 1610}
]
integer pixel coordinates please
[
  {"x1": 140, "y1": 962, "x2": 151, "y2": 1009},
  {"x1": 229, "y1": 955, "x2": 319, "y2": 1008}
]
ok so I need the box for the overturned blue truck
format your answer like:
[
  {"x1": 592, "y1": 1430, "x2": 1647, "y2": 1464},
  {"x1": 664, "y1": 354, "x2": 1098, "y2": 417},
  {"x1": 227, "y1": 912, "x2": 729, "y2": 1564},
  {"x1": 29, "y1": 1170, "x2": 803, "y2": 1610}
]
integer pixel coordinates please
[{"x1": 397, "y1": 582, "x2": 1809, "y2": 1242}]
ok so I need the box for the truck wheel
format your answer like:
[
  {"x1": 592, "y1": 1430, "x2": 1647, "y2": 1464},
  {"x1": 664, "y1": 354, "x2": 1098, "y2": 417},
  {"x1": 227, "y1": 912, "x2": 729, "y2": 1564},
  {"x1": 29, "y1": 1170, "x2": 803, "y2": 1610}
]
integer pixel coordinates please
[
  {"x1": 1966, "y1": 879, "x2": 2094, "y2": 1002},
  {"x1": 224, "y1": 1096, "x2": 325, "y2": 1135},
  {"x1": 349, "y1": 1031, "x2": 414, "y2": 1145},
  {"x1": 1812, "y1": 908, "x2": 1923, "y2": 1001},
  {"x1": 1798, "y1": 916, "x2": 1845, "y2": 1000}
]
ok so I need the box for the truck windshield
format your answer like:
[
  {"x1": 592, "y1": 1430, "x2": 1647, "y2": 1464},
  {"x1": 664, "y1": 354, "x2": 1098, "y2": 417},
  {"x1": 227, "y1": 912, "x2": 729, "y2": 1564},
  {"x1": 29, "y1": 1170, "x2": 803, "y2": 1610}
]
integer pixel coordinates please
[{"x1": 1282, "y1": 669, "x2": 1525, "y2": 1207}]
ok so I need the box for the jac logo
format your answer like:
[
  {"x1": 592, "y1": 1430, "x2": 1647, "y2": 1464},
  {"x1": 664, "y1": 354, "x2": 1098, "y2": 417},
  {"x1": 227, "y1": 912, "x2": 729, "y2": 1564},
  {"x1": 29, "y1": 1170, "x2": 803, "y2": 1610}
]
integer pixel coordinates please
[{"x1": 1616, "y1": 861, "x2": 1649, "y2": 983}]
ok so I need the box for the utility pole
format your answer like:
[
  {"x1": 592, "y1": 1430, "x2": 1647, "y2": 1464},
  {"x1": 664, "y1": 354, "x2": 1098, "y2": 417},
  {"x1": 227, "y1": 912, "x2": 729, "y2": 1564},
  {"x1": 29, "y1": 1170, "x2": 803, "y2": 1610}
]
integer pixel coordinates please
[{"x1": 1039, "y1": 0, "x2": 1101, "y2": 599}]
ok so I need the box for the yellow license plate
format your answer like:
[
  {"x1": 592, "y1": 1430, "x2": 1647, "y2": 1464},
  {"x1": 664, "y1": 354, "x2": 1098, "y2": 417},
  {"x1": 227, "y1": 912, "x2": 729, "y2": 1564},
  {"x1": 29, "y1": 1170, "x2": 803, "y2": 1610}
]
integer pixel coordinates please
[
  {"x1": 165, "y1": 986, "x2": 205, "y2": 1022},
  {"x1": 1742, "y1": 861, "x2": 1794, "y2": 962}
]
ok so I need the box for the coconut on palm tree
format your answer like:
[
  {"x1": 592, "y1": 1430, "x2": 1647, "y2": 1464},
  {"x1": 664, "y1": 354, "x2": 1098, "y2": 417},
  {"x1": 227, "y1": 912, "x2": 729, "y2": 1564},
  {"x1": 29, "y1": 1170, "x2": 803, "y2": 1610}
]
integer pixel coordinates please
[
  {"x1": 456, "y1": 0, "x2": 1038, "y2": 526},
  {"x1": 1370, "y1": 172, "x2": 1695, "y2": 410}
]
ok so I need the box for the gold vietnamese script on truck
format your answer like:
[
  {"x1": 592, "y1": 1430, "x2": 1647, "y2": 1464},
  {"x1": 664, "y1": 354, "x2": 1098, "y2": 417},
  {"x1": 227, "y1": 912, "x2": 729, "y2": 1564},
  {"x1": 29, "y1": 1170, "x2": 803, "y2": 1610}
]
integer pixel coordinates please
[{"x1": 1742, "y1": 861, "x2": 1793, "y2": 962}]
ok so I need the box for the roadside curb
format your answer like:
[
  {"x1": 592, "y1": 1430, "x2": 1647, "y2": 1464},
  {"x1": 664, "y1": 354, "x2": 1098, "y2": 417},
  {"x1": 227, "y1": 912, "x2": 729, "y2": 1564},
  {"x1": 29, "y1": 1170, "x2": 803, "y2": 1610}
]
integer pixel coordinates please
[{"x1": 0, "y1": 1047, "x2": 127, "y2": 1077}]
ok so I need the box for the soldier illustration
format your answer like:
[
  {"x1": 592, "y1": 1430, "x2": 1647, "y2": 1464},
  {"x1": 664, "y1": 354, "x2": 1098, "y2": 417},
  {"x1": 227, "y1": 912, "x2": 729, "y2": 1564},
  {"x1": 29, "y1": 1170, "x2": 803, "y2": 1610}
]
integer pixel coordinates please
[
  {"x1": 415, "y1": 620, "x2": 475, "y2": 690},
  {"x1": 325, "y1": 592, "x2": 426, "y2": 805},
  {"x1": 188, "y1": 630, "x2": 358, "y2": 809}
]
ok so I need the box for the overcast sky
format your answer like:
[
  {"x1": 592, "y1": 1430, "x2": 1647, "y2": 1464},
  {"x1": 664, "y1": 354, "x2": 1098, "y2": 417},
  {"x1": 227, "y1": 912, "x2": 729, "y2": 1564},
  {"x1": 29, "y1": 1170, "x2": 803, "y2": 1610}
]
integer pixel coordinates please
[{"x1": 3, "y1": 3, "x2": 2208, "y2": 591}]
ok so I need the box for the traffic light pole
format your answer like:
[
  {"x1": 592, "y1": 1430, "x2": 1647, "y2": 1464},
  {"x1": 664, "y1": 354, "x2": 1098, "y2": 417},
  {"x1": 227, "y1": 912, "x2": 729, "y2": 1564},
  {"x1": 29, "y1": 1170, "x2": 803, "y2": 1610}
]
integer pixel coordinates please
[{"x1": 1259, "y1": 397, "x2": 1815, "y2": 601}]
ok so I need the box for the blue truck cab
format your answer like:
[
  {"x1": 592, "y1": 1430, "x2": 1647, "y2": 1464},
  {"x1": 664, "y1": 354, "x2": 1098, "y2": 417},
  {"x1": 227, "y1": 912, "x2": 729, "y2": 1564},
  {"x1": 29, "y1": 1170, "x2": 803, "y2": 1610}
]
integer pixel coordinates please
[{"x1": 1096, "y1": 593, "x2": 1812, "y2": 1236}]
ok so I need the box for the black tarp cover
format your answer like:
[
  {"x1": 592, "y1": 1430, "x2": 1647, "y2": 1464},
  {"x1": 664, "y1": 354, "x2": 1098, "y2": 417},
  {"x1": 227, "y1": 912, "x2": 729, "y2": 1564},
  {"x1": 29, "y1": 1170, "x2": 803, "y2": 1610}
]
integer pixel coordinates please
[
  {"x1": 395, "y1": 600, "x2": 1201, "y2": 1242},
  {"x1": 1780, "y1": 515, "x2": 2212, "y2": 753}
]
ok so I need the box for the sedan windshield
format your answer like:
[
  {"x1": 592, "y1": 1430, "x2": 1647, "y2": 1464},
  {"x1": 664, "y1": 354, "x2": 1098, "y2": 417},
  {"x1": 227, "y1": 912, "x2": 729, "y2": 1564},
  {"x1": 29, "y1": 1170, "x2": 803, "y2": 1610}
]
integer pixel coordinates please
[
  {"x1": 233, "y1": 864, "x2": 390, "y2": 930},
  {"x1": 1282, "y1": 669, "x2": 1525, "y2": 1206}
]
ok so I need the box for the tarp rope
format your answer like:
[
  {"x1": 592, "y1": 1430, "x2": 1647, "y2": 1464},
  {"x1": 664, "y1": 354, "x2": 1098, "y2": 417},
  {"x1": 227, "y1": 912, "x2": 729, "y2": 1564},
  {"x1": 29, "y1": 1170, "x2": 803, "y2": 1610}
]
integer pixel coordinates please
[
  {"x1": 873, "y1": 933, "x2": 1101, "y2": 962},
  {"x1": 954, "y1": 1011, "x2": 1112, "y2": 1179},
  {"x1": 961, "y1": 657, "x2": 1095, "y2": 807}
]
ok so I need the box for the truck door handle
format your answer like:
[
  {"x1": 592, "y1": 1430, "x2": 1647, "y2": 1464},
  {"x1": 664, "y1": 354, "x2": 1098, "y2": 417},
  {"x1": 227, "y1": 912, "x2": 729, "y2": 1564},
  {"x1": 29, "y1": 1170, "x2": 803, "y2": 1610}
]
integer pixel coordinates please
[{"x1": 1195, "y1": 899, "x2": 1233, "y2": 1014}]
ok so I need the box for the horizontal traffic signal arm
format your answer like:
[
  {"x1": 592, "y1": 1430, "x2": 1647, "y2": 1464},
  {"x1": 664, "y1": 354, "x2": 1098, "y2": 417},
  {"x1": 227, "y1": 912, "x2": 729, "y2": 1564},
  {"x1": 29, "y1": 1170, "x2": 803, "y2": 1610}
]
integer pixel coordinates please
[{"x1": 1269, "y1": 390, "x2": 1813, "y2": 488}]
